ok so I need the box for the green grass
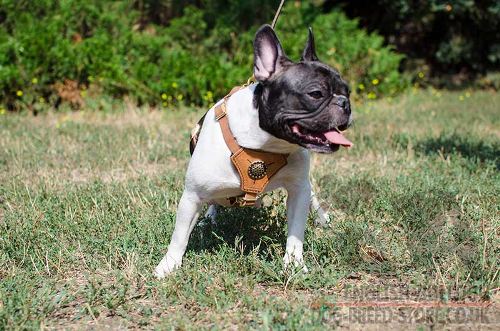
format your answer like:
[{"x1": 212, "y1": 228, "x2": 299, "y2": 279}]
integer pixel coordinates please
[{"x1": 0, "y1": 90, "x2": 499, "y2": 329}]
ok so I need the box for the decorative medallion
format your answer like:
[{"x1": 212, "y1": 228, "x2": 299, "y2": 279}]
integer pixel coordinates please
[{"x1": 248, "y1": 160, "x2": 267, "y2": 180}]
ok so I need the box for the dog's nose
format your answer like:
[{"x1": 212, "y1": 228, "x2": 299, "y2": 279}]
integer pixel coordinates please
[
  {"x1": 343, "y1": 102, "x2": 351, "y2": 115},
  {"x1": 338, "y1": 96, "x2": 347, "y2": 108},
  {"x1": 334, "y1": 95, "x2": 350, "y2": 114}
]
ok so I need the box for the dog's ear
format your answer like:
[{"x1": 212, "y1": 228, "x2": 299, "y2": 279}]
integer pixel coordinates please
[
  {"x1": 253, "y1": 24, "x2": 289, "y2": 82},
  {"x1": 301, "y1": 27, "x2": 319, "y2": 62}
]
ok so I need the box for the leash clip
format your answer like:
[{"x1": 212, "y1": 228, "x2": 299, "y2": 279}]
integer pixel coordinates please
[{"x1": 243, "y1": 75, "x2": 256, "y2": 87}]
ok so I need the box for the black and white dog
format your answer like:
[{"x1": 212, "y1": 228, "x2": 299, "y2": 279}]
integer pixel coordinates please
[{"x1": 155, "y1": 25, "x2": 352, "y2": 278}]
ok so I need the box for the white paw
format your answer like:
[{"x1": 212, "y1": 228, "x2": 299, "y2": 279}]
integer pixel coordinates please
[
  {"x1": 154, "y1": 254, "x2": 181, "y2": 279},
  {"x1": 283, "y1": 253, "x2": 309, "y2": 273}
]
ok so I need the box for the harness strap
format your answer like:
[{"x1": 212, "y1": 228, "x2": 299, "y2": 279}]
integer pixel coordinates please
[
  {"x1": 214, "y1": 85, "x2": 288, "y2": 207},
  {"x1": 215, "y1": 102, "x2": 241, "y2": 154}
]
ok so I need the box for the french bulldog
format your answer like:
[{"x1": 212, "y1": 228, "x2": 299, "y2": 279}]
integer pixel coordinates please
[{"x1": 154, "y1": 24, "x2": 352, "y2": 278}]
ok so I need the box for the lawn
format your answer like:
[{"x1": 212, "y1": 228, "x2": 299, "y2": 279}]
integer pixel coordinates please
[{"x1": 0, "y1": 89, "x2": 499, "y2": 329}]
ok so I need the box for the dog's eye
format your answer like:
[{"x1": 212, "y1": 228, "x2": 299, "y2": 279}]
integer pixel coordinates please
[{"x1": 307, "y1": 91, "x2": 323, "y2": 99}]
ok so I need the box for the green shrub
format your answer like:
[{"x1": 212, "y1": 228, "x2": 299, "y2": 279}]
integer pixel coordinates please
[
  {"x1": 339, "y1": 0, "x2": 500, "y2": 79},
  {"x1": 0, "y1": 0, "x2": 405, "y2": 111}
]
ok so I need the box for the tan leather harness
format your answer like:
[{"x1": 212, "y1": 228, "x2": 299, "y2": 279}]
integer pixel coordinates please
[{"x1": 191, "y1": 85, "x2": 288, "y2": 207}]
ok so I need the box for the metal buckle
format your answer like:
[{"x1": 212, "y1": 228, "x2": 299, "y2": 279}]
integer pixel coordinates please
[
  {"x1": 228, "y1": 194, "x2": 257, "y2": 207},
  {"x1": 215, "y1": 103, "x2": 227, "y2": 121},
  {"x1": 240, "y1": 195, "x2": 258, "y2": 207},
  {"x1": 243, "y1": 75, "x2": 256, "y2": 87}
]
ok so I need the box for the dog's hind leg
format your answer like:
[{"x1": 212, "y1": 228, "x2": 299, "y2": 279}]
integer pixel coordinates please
[
  {"x1": 310, "y1": 191, "x2": 330, "y2": 227},
  {"x1": 154, "y1": 191, "x2": 203, "y2": 278},
  {"x1": 204, "y1": 204, "x2": 218, "y2": 225}
]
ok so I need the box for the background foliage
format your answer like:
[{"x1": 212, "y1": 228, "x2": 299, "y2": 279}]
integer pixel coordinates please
[
  {"x1": 0, "y1": 0, "x2": 498, "y2": 111},
  {"x1": 0, "y1": 0, "x2": 404, "y2": 110},
  {"x1": 338, "y1": 0, "x2": 500, "y2": 78}
]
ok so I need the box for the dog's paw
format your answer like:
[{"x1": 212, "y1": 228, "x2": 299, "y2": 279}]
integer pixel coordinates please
[
  {"x1": 201, "y1": 204, "x2": 218, "y2": 226},
  {"x1": 313, "y1": 211, "x2": 330, "y2": 227},
  {"x1": 154, "y1": 254, "x2": 181, "y2": 279},
  {"x1": 310, "y1": 195, "x2": 331, "y2": 227},
  {"x1": 283, "y1": 253, "x2": 309, "y2": 273}
]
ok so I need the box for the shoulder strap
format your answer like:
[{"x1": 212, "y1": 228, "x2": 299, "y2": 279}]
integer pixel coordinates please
[
  {"x1": 214, "y1": 86, "x2": 244, "y2": 154},
  {"x1": 215, "y1": 102, "x2": 241, "y2": 154}
]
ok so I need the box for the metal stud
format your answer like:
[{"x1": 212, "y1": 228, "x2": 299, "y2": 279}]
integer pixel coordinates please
[{"x1": 248, "y1": 160, "x2": 267, "y2": 180}]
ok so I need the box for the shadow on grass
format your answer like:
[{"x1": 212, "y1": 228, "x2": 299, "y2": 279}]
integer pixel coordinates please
[
  {"x1": 405, "y1": 132, "x2": 499, "y2": 169},
  {"x1": 315, "y1": 173, "x2": 492, "y2": 285},
  {"x1": 187, "y1": 204, "x2": 288, "y2": 260}
]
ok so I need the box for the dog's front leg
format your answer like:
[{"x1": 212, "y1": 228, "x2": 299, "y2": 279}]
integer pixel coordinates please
[
  {"x1": 154, "y1": 191, "x2": 203, "y2": 278},
  {"x1": 283, "y1": 182, "x2": 311, "y2": 272}
]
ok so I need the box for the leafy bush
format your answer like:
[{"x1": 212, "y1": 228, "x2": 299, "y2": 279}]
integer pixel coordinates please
[
  {"x1": 339, "y1": 0, "x2": 500, "y2": 80},
  {"x1": 0, "y1": 0, "x2": 405, "y2": 111}
]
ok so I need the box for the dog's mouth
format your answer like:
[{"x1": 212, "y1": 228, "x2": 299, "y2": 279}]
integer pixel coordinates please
[{"x1": 290, "y1": 123, "x2": 353, "y2": 153}]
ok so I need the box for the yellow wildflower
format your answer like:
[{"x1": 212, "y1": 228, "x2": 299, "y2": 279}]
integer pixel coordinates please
[
  {"x1": 358, "y1": 83, "x2": 365, "y2": 90},
  {"x1": 418, "y1": 72, "x2": 424, "y2": 79},
  {"x1": 0, "y1": 108, "x2": 5, "y2": 115},
  {"x1": 465, "y1": 92, "x2": 471, "y2": 98},
  {"x1": 16, "y1": 90, "x2": 23, "y2": 97},
  {"x1": 177, "y1": 94, "x2": 184, "y2": 101},
  {"x1": 32, "y1": 78, "x2": 38, "y2": 84},
  {"x1": 172, "y1": 82, "x2": 178, "y2": 89},
  {"x1": 204, "y1": 91, "x2": 214, "y2": 102},
  {"x1": 367, "y1": 92, "x2": 377, "y2": 99},
  {"x1": 372, "y1": 79, "x2": 379, "y2": 85},
  {"x1": 161, "y1": 93, "x2": 168, "y2": 100},
  {"x1": 327, "y1": 48, "x2": 336, "y2": 56},
  {"x1": 459, "y1": 95, "x2": 464, "y2": 101}
]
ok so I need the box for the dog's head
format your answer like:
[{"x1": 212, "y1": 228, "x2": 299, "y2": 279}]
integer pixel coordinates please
[{"x1": 253, "y1": 25, "x2": 353, "y2": 153}]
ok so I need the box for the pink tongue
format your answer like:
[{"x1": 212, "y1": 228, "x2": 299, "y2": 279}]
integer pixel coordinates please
[{"x1": 324, "y1": 130, "x2": 353, "y2": 148}]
